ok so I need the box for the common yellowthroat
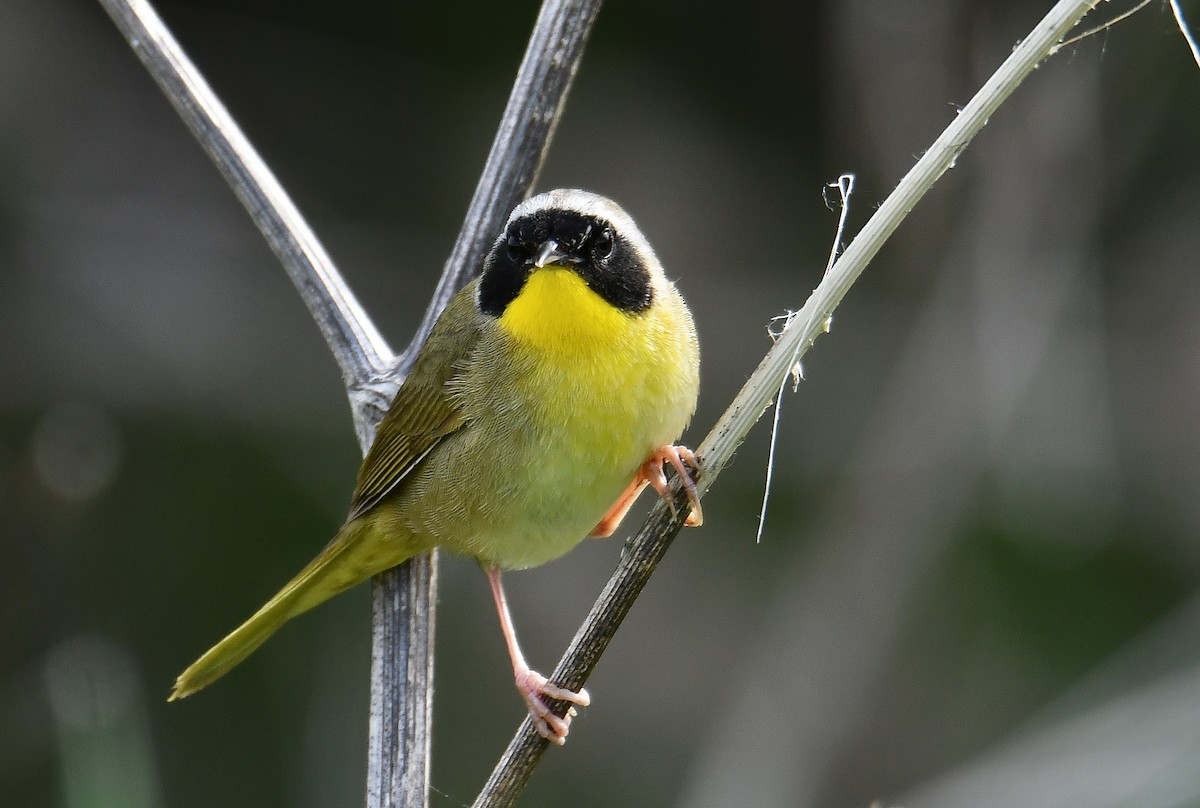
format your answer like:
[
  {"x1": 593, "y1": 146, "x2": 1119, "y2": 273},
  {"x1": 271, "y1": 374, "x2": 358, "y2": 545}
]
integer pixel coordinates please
[{"x1": 170, "y1": 189, "x2": 702, "y2": 743}]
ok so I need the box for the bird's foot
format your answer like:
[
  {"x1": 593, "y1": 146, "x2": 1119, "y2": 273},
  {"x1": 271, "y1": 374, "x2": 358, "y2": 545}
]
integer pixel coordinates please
[
  {"x1": 644, "y1": 445, "x2": 703, "y2": 526},
  {"x1": 515, "y1": 668, "x2": 590, "y2": 745},
  {"x1": 591, "y1": 445, "x2": 704, "y2": 537}
]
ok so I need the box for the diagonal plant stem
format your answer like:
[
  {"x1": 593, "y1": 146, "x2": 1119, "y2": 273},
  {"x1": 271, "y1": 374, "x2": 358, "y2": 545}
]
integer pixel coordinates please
[
  {"x1": 471, "y1": 0, "x2": 1105, "y2": 805},
  {"x1": 97, "y1": 0, "x2": 602, "y2": 807},
  {"x1": 97, "y1": 0, "x2": 392, "y2": 432}
]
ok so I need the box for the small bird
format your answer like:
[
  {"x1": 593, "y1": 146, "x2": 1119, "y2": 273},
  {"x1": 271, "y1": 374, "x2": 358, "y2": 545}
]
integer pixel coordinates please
[{"x1": 170, "y1": 189, "x2": 702, "y2": 744}]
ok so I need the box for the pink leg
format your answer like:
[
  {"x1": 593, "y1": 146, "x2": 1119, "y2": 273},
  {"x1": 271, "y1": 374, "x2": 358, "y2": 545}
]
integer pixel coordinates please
[
  {"x1": 485, "y1": 566, "x2": 590, "y2": 745},
  {"x1": 590, "y1": 478, "x2": 651, "y2": 538},
  {"x1": 592, "y1": 446, "x2": 704, "y2": 538}
]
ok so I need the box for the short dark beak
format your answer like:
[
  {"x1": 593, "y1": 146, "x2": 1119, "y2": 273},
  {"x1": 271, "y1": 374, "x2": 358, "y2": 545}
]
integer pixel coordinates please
[{"x1": 533, "y1": 239, "x2": 565, "y2": 268}]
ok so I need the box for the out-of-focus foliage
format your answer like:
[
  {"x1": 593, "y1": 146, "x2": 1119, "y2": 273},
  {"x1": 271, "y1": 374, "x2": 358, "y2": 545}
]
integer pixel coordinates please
[{"x1": 3, "y1": 1, "x2": 1199, "y2": 806}]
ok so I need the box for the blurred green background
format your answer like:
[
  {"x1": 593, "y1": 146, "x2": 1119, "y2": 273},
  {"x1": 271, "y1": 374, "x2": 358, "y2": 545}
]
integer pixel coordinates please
[{"x1": 4, "y1": 0, "x2": 1200, "y2": 806}]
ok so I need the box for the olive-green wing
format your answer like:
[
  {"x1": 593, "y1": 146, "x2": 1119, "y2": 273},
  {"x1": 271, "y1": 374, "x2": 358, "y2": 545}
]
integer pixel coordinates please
[{"x1": 346, "y1": 282, "x2": 483, "y2": 521}]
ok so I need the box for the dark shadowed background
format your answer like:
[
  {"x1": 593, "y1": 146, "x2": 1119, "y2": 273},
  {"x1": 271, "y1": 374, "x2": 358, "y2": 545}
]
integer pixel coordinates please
[{"x1": 4, "y1": 1, "x2": 1200, "y2": 806}]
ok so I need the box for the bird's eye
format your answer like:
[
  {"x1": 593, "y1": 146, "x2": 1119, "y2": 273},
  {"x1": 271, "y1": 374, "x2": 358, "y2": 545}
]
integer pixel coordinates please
[
  {"x1": 592, "y1": 226, "x2": 615, "y2": 260},
  {"x1": 505, "y1": 233, "x2": 525, "y2": 261}
]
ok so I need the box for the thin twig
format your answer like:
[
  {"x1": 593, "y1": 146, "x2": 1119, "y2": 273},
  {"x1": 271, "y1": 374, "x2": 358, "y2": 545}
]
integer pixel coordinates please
[
  {"x1": 472, "y1": 1, "x2": 1106, "y2": 805},
  {"x1": 756, "y1": 173, "x2": 854, "y2": 545},
  {"x1": 1055, "y1": 0, "x2": 1152, "y2": 52}
]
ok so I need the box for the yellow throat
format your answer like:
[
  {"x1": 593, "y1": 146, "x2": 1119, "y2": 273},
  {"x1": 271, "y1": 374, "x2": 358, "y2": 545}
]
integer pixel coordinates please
[{"x1": 497, "y1": 266, "x2": 638, "y2": 356}]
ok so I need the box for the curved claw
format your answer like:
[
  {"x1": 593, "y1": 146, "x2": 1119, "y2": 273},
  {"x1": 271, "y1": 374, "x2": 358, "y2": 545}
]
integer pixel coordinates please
[
  {"x1": 645, "y1": 445, "x2": 703, "y2": 527},
  {"x1": 515, "y1": 669, "x2": 590, "y2": 745}
]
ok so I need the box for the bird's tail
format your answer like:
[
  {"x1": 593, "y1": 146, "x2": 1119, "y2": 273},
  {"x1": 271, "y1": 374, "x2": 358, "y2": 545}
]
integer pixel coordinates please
[{"x1": 169, "y1": 519, "x2": 404, "y2": 700}]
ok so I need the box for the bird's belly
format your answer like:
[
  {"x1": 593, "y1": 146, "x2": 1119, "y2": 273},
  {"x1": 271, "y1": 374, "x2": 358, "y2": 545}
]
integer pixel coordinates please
[{"x1": 395, "y1": 348, "x2": 692, "y2": 569}]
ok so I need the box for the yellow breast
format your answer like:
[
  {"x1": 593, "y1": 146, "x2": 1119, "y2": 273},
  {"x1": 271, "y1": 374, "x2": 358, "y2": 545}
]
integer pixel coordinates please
[
  {"x1": 496, "y1": 266, "x2": 695, "y2": 469},
  {"x1": 400, "y1": 266, "x2": 698, "y2": 569}
]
